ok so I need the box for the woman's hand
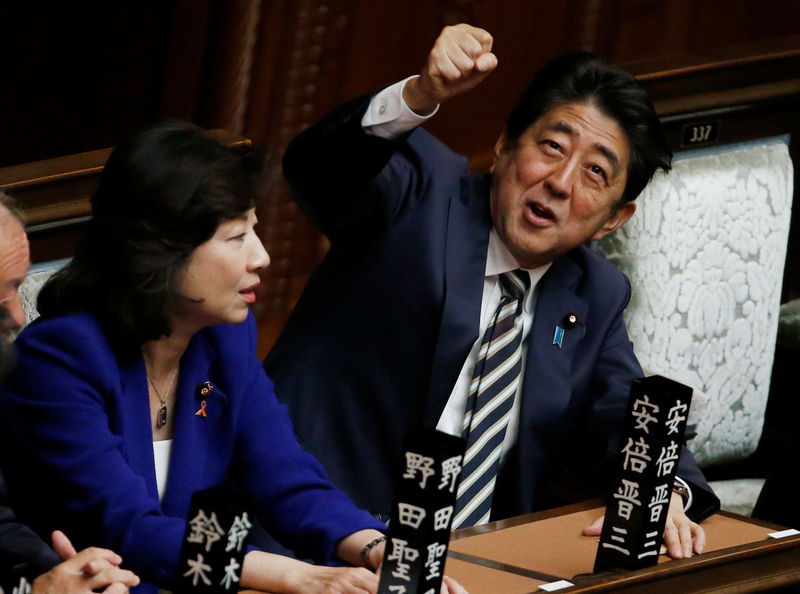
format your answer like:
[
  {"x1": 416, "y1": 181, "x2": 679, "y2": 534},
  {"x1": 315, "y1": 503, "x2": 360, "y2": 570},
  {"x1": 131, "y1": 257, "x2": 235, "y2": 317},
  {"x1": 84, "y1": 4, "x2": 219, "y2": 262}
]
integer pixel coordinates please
[
  {"x1": 242, "y1": 550, "x2": 380, "y2": 593},
  {"x1": 286, "y1": 565, "x2": 378, "y2": 593},
  {"x1": 441, "y1": 574, "x2": 470, "y2": 593},
  {"x1": 288, "y1": 561, "x2": 468, "y2": 594},
  {"x1": 240, "y1": 539, "x2": 471, "y2": 593},
  {"x1": 335, "y1": 530, "x2": 469, "y2": 593},
  {"x1": 335, "y1": 529, "x2": 387, "y2": 571}
]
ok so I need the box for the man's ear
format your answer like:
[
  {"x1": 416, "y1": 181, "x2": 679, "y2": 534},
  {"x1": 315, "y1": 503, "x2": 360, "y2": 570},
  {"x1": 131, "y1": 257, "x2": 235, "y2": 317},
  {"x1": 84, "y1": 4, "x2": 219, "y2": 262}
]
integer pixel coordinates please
[
  {"x1": 592, "y1": 201, "x2": 636, "y2": 241},
  {"x1": 490, "y1": 132, "x2": 508, "y2": 174}
]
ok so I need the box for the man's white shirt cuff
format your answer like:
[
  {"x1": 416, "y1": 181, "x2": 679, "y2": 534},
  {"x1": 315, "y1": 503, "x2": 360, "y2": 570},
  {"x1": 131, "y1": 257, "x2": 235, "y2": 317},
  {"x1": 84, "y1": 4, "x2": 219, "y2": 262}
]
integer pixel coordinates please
[
  {"x1": 674, "y1": 475, "x2": 694, "y2": 512},
  {"x1": 361, "y1": 75, "x2": 439, "y2": 138}
]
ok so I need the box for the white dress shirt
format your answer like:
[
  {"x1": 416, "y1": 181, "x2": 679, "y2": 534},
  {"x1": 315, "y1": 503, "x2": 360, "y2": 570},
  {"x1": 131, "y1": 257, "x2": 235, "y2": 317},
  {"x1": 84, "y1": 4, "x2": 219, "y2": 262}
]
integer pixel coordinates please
[
  {"x1": 436, "y1": 232, "x2": 550, "y2": 460},
  {"x1": 153, "y1": 439, "x2": 173, "y2": 503}
]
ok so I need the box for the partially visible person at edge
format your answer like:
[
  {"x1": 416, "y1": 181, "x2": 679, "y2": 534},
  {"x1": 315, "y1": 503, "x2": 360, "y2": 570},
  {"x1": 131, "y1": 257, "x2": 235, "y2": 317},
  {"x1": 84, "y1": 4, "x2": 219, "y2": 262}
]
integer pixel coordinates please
[
  {"x1": 0, "y1": 128, "x2": 468, "y2": 594},
  {"x1": 0, "y1": 193, "x2": 140, "y2": 593},
  {"x1": 264, "y1": 23, "x2": 720, "y2": 558}
]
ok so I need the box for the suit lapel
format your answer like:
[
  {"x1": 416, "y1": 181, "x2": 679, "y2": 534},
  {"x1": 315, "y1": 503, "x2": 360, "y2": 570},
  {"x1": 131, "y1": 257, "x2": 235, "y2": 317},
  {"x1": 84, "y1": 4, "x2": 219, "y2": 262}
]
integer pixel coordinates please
[
  {"x1": 521, "y1": 255, "x2": 587, "y2": 430},
  {"x1": 160, "y1": 333, "x2": 224, "y2": 516},
  {"x1": 507, "y1": 254, "x2": 589, "y2": 512},
  {"x1": 424, "y1": 174, "x2": 492, "y2": 426},
  {"x1": 118, "y1": 356, "x2": 159, "y2": 501}
]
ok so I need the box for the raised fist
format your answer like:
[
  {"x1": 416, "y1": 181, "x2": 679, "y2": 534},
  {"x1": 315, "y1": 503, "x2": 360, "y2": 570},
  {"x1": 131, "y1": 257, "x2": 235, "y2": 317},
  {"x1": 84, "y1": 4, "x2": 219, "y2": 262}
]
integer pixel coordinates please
[{"x1": 403, "y1": 24, "x2": 498, "y2": 114}]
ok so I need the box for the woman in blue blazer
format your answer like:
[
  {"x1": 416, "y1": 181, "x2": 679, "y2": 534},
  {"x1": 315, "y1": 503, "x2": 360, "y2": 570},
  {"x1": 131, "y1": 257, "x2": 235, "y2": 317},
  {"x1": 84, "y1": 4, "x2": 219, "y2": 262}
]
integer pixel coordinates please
[{"x1": 0, "y1": 123, "x2": 395, "y2": 593}]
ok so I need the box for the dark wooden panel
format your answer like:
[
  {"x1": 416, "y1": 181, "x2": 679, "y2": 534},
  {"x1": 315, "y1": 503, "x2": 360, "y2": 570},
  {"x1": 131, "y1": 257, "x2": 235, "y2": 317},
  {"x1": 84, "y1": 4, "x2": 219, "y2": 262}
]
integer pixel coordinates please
[
  {"x1": 0, "y1": 2, "x2": 177, "y2": 167},
  {"x1": 0, "y1": 150, "x2": 105, "y2": 263},
  {"x1": 589, "y1": 0, "x2": 800, "y2": 63},
  {"x1": 159, "y1": 0, "x2": 215, "y2": 123},
  {"x1": 0, "y1": 131, "x2": 248, "y2": 265}
]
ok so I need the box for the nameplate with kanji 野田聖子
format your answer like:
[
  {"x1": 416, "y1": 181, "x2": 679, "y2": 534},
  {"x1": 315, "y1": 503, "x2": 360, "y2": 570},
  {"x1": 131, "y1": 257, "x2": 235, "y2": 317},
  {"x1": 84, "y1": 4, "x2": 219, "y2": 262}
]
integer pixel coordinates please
[{"x1": 378, "y1": 428, "x2": 466, "y2": 594}]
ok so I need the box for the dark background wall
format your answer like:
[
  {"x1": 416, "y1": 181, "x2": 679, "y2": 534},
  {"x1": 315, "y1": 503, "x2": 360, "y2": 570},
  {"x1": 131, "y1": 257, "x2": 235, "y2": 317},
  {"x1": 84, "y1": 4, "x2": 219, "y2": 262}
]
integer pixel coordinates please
[{"x1": 2, "y1": 0, "x2": 799, "y2": 352}]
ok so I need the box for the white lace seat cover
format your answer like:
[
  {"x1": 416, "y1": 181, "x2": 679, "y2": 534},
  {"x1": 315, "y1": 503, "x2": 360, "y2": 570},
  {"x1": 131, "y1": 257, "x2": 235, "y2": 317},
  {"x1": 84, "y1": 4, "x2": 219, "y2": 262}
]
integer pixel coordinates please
[
  {"x1": 18, "y1": 258, "x2": 70, "y2": 327},
  {"x1": 596, "y1": 139, "x2": 793, "y2": 469}
]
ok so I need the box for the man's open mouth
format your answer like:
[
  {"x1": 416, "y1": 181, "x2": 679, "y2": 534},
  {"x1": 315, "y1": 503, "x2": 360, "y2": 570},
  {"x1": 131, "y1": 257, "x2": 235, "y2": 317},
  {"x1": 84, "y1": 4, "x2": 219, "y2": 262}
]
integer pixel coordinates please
[{"x1": 529, "y1": 201, "x2": 555, "y2": 221}]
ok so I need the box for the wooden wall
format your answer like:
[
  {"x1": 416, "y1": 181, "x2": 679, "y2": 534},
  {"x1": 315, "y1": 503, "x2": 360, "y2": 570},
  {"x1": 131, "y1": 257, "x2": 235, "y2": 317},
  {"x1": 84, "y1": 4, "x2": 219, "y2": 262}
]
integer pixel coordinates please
[{"x1": 2, "y1": 0, "x2": 799, "y2": 356}]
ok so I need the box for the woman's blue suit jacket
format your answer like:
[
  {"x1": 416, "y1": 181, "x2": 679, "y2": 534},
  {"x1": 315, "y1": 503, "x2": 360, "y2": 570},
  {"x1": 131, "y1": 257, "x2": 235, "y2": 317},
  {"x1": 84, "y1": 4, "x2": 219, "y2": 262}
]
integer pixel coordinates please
[{"x1": 0, "y1": 311, "x2": 384, "y2": 592}]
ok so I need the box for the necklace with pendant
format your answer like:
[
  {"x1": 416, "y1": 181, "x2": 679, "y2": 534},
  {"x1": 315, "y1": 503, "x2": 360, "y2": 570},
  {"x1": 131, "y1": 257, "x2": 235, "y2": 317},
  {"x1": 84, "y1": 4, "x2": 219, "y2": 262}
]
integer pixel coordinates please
[{"x1": 147, "y1": 366, "x2": 179, "y2": 428}]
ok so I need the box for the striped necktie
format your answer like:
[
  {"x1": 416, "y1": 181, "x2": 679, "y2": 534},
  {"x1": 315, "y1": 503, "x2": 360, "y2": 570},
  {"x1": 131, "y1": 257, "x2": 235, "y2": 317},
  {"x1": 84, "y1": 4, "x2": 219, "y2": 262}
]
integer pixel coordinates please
[{"x1": 452, "y1": 269, "x2": 530, "y2": 528}]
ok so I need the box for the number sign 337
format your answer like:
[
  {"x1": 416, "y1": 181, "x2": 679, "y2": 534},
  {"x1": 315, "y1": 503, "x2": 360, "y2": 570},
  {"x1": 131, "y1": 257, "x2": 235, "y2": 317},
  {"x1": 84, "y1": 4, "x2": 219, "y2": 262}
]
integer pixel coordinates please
[{"x1": 681, "y1": 121, "x2": 719, "y2": 147}]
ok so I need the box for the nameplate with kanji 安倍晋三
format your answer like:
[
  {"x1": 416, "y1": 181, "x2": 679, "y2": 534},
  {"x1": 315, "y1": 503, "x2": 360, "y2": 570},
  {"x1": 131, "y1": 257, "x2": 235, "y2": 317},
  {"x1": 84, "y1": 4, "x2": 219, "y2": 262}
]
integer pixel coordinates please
[{"x1": 594, "y1": 375, "x2": 693, "y2": 572}]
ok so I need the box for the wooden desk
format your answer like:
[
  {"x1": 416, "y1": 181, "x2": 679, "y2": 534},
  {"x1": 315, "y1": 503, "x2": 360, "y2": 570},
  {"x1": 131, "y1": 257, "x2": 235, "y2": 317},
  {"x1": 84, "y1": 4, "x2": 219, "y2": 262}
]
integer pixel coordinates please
[{"x1": 445, "y1": 501, "x2": 800, "y2": 592}]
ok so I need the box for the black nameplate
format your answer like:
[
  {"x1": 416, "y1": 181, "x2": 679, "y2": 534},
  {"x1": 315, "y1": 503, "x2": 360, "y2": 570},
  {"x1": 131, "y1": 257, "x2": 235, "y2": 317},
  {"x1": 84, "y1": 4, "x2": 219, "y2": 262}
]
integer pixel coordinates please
[
  {"x1": 681, "y1": 121, "x2": 719, "y2": 147},
  {"x1": 594, "y1": 375, "x2": 693, "y2": 572},
  {"x1": 176, "y1": 487, "x2": 253, "y2": 593},
  {"x1": 378, "y1": 428, "x2": 466, "y2": 594}
]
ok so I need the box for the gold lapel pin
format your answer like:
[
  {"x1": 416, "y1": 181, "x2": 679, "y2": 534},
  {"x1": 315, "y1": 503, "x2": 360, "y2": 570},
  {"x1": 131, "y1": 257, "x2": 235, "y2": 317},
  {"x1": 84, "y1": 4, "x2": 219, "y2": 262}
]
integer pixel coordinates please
[{"x1": 563, "y1": 313, "x2": 578, "y2": 329}]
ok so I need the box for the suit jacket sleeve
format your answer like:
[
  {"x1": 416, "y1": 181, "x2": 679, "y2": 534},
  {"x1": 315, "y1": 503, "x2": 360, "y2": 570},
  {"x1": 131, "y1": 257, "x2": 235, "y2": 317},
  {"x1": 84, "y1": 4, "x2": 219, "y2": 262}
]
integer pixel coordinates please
[
  {"x1": 585, "y1": 272, "x2": 719, "y2": 522},
  {"x1": 283, "y1": 92, "x2": 430, "y2": 244},
  {"x1": 0, "y1": 471, "x2": 60, "y2": 578},
  {"x1": 215, "y1": 317, "x2": 386, "y2": 563}
]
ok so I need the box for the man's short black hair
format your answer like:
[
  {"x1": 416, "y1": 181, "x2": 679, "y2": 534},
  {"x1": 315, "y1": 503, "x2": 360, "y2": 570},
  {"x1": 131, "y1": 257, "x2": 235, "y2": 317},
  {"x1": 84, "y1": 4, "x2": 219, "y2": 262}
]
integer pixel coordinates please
[{"x1": 505, "y1": 52, "x2": 672, "y2": 205}]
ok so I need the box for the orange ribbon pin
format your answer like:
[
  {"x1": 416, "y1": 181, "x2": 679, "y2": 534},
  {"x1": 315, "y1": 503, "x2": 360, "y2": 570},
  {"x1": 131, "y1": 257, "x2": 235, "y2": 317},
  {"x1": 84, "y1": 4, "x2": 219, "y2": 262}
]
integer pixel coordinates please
[{"x1": 195, "y1": 400, "x2": 208, "y2": 417}]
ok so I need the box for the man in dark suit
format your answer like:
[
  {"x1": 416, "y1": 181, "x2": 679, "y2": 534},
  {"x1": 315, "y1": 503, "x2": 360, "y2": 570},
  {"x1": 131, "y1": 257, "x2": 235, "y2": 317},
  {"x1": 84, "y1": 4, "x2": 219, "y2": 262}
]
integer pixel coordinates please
[
  {"x1": 0, "y1": 194, "x2": 139, "y2": 593},
  {"x1": 265, "y1": 25, "x2": 719, "y2": 558}
]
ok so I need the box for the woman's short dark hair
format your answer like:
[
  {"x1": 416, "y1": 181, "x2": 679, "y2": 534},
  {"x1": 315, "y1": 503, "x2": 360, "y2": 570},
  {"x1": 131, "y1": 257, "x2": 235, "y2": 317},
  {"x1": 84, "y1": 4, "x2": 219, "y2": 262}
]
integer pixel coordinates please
[
  {"x1": 37, "y1": 121, "x2": 267, "y2": 352},
  {"x1": 505, "y1": 52, "x2": 672, "y2": 206}
]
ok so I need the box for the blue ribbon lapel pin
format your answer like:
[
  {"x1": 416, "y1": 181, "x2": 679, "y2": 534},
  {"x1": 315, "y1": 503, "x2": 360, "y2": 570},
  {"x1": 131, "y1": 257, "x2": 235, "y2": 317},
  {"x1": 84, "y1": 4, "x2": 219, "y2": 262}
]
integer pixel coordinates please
[
  {"x1": 553, "y1": 325, "x2": 565, "y2": 348},
  {"x1": 553, "y1": 313, "x2": 579, "y2": 349}
]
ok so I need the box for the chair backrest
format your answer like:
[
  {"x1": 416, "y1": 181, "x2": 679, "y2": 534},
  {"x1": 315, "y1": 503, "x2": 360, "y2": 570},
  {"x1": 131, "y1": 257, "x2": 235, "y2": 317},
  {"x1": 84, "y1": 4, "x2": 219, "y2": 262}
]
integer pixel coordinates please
[
  {"x1": 19, "y1": 258, "x2": 70, "y2": 327},
  {"x1": 595, "y1": 137, "x2": 794, "y2": 468}
]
